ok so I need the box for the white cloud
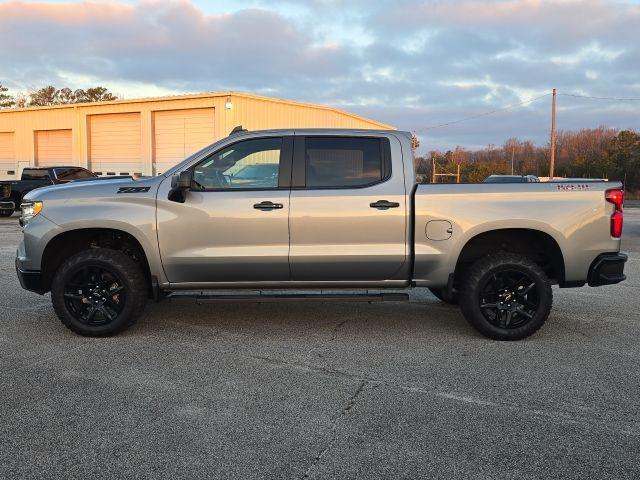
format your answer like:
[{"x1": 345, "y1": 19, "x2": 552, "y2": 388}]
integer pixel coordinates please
[{"x1": 0, "y1": 0, "x2": 638, "y2": 150}]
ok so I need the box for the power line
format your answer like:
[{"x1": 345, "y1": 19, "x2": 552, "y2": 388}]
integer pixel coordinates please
[
  {"x1": 558, "y1": 93, "x2": 640, "y2": 101},
  {"x1": 415, "y1": 90, "x2": 639, "y2": 134},
  {"x1": 417, "y1": 93, "x2": 551, "y2": 132}
]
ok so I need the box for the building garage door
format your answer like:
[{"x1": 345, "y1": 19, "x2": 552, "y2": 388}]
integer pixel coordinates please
[
  {"x1": 153, "y1": 108, "x2": 214, "y2": 175},
  {"x1": 0, "y1": 132, "x2": 15, "y2": 179},
  {"x1": 89, "y1": 112, "x2": 141, "y2": 175},
  {"x1": 35, "y1": 129, "x2": 72, "y2": 167}
]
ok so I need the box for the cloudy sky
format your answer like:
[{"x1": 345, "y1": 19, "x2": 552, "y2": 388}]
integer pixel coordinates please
[{"x1": 1, "y1": 0, "x2": 639, "y2": 151}]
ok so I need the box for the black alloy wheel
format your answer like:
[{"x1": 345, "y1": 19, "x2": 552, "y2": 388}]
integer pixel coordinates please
[
  {"x1": 63, "y1": 264, "x2": 126, "y2": 326},
  {"x1": 478, "y1": 269, "x2": 539, "y2": 329}
]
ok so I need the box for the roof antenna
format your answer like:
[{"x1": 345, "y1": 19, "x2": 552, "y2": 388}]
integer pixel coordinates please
[{"x1": 229, "y1": 125, "x2": 247, "y2": 135}]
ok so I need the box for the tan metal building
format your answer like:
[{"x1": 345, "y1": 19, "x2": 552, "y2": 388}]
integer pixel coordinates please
[{"x1": 0, "y1": 91, "x2": 393, "y2": 179}]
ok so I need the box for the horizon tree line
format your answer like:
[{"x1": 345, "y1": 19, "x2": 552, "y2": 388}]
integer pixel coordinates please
[
  {"x1": 415, "y1": 126, "x2": 640, "y2": 193},
  {"x1": 0, "y1": 83, "x2": 118, "y2": 108}
]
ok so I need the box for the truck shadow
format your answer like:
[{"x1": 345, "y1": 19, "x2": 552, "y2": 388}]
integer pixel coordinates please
[{"x1": 134, "y1": 296, "x2": 477, "y2": 341}]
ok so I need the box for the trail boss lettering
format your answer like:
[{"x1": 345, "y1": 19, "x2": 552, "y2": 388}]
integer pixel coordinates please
[{"x1": 117, "y1": 186, "x2": 151, "y2": 194}]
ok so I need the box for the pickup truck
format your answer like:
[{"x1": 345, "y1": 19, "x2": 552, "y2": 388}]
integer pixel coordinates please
[
  {"x1": 15, "y1": 129, "x2": 627, "y2": 340},
  {"x1": 0, "y1": 167, "x2": 98, "y2": 216}
]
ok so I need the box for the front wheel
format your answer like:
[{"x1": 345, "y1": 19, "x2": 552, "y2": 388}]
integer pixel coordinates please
[
  {"x1": 0, "y1": 209, "x2": 12, "y2": 217},
  {"x1": 459, "y1": 253, "x2": 552, "y2": 340},
  {"x1": 51, "y1": 248, "x2": 148, "y2": 336}
]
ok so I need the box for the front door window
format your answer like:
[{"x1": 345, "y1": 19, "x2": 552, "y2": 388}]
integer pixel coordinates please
[{"x1": 192, "y1": 137, "x2": 282, "y2": 190}]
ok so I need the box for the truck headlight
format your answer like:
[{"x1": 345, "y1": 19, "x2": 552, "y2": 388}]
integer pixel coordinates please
[{"x1": 20, "y1": 201, "x2": 43, "y2": 225}]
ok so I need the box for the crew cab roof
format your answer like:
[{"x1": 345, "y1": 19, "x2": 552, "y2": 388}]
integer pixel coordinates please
[
  {"x1": 24, "y1": 166, "x2": 87, "y2": 170},
  {"x1": 230, "y1": 128, "x2": 406, "y2": 137}
]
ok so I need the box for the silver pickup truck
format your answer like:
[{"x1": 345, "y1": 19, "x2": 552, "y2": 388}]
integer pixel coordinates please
[{"x1": 15, "y1": 129, "x2": 627, "y2": 340}]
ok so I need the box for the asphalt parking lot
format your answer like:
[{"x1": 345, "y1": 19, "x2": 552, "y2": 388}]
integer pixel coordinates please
[{"x1": 1, "y1": 211, "x2": 639, "y2": 480}]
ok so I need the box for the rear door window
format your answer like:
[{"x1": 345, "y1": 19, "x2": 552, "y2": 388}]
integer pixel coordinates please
[
  {"x1": 21, "y1": 169, "x2": 52, "y2": 182},
  {"x1": 304, "y1": 137, "x2": 388, "y2": 188}
]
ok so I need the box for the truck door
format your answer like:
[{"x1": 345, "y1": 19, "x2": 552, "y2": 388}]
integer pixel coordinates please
[
  {"x1": 156, "y1": 136, "x2": 292, "y2": 284},
  {"x1": 288, "y1": 135, "x2": 407, "y2": 281}
]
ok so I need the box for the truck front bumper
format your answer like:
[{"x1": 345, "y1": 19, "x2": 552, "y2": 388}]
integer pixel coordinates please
[
  {"x1": 588, "y1": 253, "x2": 627, "y2": 286},
  {"x1": 0, "y1": 200, "x2": 15, "y2": 210},
  {"x1": 16, "y1": 258, "x2": 45, "y2": 294}
]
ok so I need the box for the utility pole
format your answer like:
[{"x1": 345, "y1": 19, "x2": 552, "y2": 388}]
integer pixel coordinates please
[
  {"x1": 511, "y1": 144, "x2": 515, "y2": 175},
  {"x1": 431, "y1": 156, "x2": 436, "y2": 183},
  {"x1": 549, "y1": 88, "x2": 556, "y2": 179}
]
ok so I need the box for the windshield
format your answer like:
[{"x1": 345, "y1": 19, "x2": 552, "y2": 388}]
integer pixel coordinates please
[
  {"x1": 54, "y1": 168, "x2": 96, "y2": 181},
  {"x1": 161, "y1": 136, "x2": 233, "y2": 178}
]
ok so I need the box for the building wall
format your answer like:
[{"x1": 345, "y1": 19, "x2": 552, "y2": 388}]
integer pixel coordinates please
[{"x1": 0, "y1": 92, "x2": 392, "y2": 179}]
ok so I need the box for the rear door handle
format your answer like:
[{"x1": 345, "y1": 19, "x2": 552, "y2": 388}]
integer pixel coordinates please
[
  {"x1": 370, "y1": 200, "x2": 400, "y2": 210},
  {"x1": 253, "y1": 201, "x2": 283, "y2": 210}
]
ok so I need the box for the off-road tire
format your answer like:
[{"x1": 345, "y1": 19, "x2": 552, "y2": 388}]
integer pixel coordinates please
[
  {"x1": 51, "y1": 248, "x2": 147, "y2": 336},
  {"x1": 460, "y1": 252, "x2": 552, "y2": 340},
  {"x1": 0, "y1": 209, "x2": 12, "y2": 217}
]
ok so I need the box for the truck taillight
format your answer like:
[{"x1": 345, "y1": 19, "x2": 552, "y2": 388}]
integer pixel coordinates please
[{"x1": 605, "y1": 189, "x2": 624, "y2": 238}]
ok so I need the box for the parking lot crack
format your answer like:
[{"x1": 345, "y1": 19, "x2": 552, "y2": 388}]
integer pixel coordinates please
[
  {"x1": 301, "y1": 380, "x2": 367, "y2": 479},
  {"x1": 330, "y1": 318, "x2": 350, "y2": 342},
  {"x1": 399, "y1": 384, "x2": 640, "y2": 438},
  {"x1": 247, "y1": 353, "x2": 376, "y2": 383},
  {"x1": 306, "y1": 316, "x2": 354, "y2": 359}
]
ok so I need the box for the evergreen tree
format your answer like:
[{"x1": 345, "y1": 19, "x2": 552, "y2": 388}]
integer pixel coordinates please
[{"x1": 0, "y1": 83, "x2": 15, "y2": 108}]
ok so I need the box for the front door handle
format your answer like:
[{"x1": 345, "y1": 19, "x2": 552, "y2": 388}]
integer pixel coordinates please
[
  {"x1": 253, "y1": 201, "x2": 283, "y2": 210},
  {"x1": 370, "y1": 200, "x2": 400, "y2": 210}
]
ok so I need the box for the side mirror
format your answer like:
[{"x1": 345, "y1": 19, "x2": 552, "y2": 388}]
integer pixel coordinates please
[
  {"x1": 171, "y1": 170, "x2": 192, "y2": 189},
  {"x1": 168, "y1": 170, "x2": 192, "y2": 203}
]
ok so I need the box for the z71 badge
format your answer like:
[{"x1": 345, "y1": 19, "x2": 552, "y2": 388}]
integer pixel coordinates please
[
  {"x1": 556, "y1": 183, "x2": 591, "y2": 191},
  {"x1": 117, "y1": 186, "x2": 151, "y2": 194}
]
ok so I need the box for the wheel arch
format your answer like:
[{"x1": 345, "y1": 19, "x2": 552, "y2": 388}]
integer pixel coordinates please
[
  {"x1": 454, "y1": 228, "x2": 566, "y2": 285},
  {"x1": 40, "y1": 227, "x2": 154, "y2": 296}
]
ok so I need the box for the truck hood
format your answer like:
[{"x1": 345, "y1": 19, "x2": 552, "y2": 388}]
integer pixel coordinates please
[{"x1": 23, "y1": 176, "x2": 163, "y2": 202}]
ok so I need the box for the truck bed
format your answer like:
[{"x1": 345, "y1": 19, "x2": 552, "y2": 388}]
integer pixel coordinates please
[{"x1": 412, "y1": 181, "x2": 622, "y2": 286}]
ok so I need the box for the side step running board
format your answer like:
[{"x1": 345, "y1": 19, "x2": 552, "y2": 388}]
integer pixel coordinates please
[{"x1": 171, "y1": 292, "x2": 409, "y2": 303}]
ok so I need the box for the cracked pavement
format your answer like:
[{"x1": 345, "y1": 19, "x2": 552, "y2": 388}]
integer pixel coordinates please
[{"x1": 1, "y1": 211, "x2": 639, "y2": 479}]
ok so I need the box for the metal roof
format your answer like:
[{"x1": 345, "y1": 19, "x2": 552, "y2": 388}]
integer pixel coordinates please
[{"x1": 0, "y1": 91, "x2": 394, "y2": 130}]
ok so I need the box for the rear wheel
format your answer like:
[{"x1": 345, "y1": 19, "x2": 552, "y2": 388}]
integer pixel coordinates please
[
  {"x1": 51, "y1": 248, "x2": 147, "y2": 336},
  {"x1": 428, "y1": 287, "x2": 459, "y2": 305},
  {"x1": 460, "y1": 253, "x2": 552, "y2": 340}
]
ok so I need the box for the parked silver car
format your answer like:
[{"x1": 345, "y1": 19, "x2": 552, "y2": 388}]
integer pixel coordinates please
[{"x1": 483, "y1": 174, "x2": 540, "y2": 183}]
